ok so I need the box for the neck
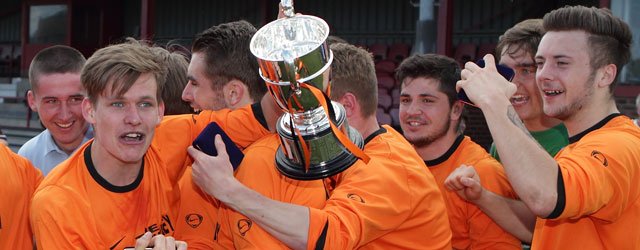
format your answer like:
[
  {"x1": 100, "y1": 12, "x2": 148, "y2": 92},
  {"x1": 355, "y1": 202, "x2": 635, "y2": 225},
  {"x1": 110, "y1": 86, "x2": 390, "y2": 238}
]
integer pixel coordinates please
[
  {"x1": 413, "y1": 130, "x2": 459, "y2": 161},
  {"x1": 230, "y1": 96, "x2": 254, "y2": 110},
  {"x1": 563, "y1": 99, "x2": 618, "y2": 137},
  {"x1": 522, "y1": 115, "x2": 562, "y2": 132},
  {"x1": 56, "y1": 126, "x2": 89, "y2": 154},
  {"x1": 349, "y1": 115, "x2": 381, "y2": 140},
  {"x1": 90, "y1": 141, "x2": 142, "y2": 186}
]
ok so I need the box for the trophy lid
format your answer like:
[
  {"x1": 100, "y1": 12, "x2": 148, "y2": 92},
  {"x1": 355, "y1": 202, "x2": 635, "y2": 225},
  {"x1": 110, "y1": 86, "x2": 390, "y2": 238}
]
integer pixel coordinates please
[{"x1": 250, "y1": 15, "x2": 330, "y2": 61}]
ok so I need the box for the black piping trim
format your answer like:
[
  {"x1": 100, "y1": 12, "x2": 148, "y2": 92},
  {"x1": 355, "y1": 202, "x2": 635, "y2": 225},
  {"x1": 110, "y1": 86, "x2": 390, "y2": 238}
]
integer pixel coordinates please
[
  {"x1": 546, "y1": 166, "x2": 566, "y2": 219},
  {"x1": 85, "y1": 142, "x2": 144, "y2": 193},
  {"x1": 568, "y1": 113, "x2": 621, "y2": 143},
  {"x1": 314, "y1": 221, "x2": 329, "y2": 250},
  {"x1": 363, "y1": 126, "x2": 386, "y2": 145},
  {"x1": 251, "y1": 102, "x2": 270, "y2": 131},
  {"x1": 425, "y1": 134, "x2": 464, "y2": 167}
]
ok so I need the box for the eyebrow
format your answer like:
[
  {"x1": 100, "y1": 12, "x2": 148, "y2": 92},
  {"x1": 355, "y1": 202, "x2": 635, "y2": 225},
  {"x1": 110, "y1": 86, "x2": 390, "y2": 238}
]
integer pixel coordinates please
[
  {"x1": 41, "y1": 94, "x2": 85, "y2": 99},
  {"x1": 400, "y1": 93, "x2": 438, "y2": 98},
  {"x1": 535, "y1": 54, "x2": 571, "y2": 61},
  {"x1": 515, "y1": 62, "x2": 536, "y2": 67},
  {"x1": 187, "y1": 75, "x2": 197, "y2": 82}
]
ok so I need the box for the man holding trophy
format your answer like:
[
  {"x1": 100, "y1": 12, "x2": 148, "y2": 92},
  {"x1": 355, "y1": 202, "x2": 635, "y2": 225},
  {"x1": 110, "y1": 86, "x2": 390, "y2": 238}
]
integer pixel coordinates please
[{"x1": 187, "y1": 1, "x2": 452, "y2": 249}]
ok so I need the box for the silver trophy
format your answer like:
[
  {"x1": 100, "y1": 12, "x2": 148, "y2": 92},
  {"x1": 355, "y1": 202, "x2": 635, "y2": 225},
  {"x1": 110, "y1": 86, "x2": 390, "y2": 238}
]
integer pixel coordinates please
[{"x1": 250, "y1": 0, "x2": 368, "y2": 180}]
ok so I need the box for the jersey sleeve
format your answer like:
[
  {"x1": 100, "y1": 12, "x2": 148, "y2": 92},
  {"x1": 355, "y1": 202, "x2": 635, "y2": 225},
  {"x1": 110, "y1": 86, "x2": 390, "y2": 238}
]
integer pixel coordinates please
[
  {"x1": 154, "y1": 103, "x2": 272, "y2": 183},
  {"x1": 551, "y1": 132, "x2": 639, "y2": 221},
  {"x1": 306, "y1": 160, "x2": 449, "y2": 250},
  {"x1": 31, "y1": 187, "x2": 92, "y2": 250}
]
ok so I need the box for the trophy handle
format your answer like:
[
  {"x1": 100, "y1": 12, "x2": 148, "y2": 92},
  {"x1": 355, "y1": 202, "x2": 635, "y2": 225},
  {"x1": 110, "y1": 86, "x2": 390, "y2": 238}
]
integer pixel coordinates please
[{"x1": 281, "y1": 49, "x2": 301, "y2": 96}]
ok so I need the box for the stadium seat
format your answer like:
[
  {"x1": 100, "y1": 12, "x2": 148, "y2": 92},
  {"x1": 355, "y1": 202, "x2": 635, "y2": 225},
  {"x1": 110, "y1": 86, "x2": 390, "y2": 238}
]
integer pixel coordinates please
[
  {"x1": 389, "y1": 107, "x2": 400, "y2": 127},
  {"x1": 378, "y1": 92, "x2": 393, "y2": 110},
  {"x1": 453, "y1": 43, "x2": 477, "y2": 66},
  {"x1": 387, "y1": 43, "x2": 411, "y2": 63},
  {"x1": 390, "y1": 88, "x2": 400, "y2": 108},
  {"x1": 377, "y1": 75, "x2": 395, "y2": 91},
  {"x1": 477, "y1": 42, "x2": 497, "y2": 59},
  {"x1": 375, "y1": 59, "x2": 397, "y2": 74},
  {"x1": 368, "y1": 43, "x2": 388, "y2": 62}
]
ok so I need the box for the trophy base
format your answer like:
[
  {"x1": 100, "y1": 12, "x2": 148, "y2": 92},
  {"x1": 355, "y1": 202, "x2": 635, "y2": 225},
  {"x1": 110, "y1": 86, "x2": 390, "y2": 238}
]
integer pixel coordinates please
[{"x1": 275, "y1": 125, "x2": 364, "y2": 180}]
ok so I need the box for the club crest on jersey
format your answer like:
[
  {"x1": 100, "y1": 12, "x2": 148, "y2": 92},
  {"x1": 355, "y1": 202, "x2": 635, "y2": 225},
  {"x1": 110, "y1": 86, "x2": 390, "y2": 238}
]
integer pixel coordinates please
[
  {"x1": 237, "y1": 219, "x2": 252, "y2": 236},
  {"x1": 186, "y1": 213, "x2": 203, "y2": 228},
  {"x1": 347, "y1": 193, "x2": 365, "y2": 203},
  {"x1": 591, "y1": 150, "x2": 608, "y2": 167}
]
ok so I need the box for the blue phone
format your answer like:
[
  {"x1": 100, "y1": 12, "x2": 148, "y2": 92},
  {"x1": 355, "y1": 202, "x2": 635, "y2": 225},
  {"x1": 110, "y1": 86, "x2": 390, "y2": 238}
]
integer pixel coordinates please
[
  {"x1": 457, "y1": 59, "x2": 515, "y2": 106},
  {"x1": 192, "y1": 122, "x2": 244, "y2": 170}
]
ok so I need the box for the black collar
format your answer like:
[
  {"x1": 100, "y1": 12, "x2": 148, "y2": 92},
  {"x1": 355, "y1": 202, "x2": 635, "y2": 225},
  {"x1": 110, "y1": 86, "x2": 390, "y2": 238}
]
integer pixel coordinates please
[
  {"x1": 84, "y1": 142, "x2": 145, "y2": 193},
  {"x1": 568, "y1": 113, "x2": 622, "y2": 144},
  {"x1": 364, "y1": 126, "x2": 387, "y2": 145},
  {"x1": 425, "y1": 134, "x2": 464, "y2": 167}
]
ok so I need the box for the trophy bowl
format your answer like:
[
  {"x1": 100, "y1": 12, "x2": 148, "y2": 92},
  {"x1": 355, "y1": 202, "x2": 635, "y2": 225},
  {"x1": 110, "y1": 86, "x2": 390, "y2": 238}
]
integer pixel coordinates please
[{"x1": 250, "y1": 15, "x2": 332, "y2": 112}]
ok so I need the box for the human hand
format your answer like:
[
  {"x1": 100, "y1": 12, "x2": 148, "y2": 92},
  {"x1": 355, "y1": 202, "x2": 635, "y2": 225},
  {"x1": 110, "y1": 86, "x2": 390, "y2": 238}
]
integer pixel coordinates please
[
  {"x1": 456, "y1": 54, "x2": 517, "y2": 109},
  {"x1": 444, "y1": 164, "x2": 484, "y2": 202},
  {"x1": 187, "y1": 134, "x2": 235, "y2": 201},
  {"x1": 134, "y1": 232, "x2": 187, "y2": 250}
]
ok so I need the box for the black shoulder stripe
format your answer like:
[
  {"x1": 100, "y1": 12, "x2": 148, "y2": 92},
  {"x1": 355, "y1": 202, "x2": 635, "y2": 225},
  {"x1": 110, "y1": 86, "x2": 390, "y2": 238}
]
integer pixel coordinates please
[
  {"x1": 546, "y1": 165, "x2": 566, "y2": 219},
  {"x1": 314, "y1": 221, "x2": 329, "y2": 250},
  {"x1": 251, "y1": 102, "x2": 269, "y2": 131}
]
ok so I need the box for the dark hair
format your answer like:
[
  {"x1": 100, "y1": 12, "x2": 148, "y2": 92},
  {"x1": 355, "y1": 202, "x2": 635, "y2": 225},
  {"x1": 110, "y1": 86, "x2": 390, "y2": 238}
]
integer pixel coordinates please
[
  {"x1": 192, "y1": 20, "x2": 267, "y2": 101},
  {"x1": 396, "y1": 54, "x2": 461, "y2": 107},
  {"x1": 329, "y1": 43, "x2": 378, "y2": 117},
  {"x1": 151, "y1": 45, "x2": 193, "y2": 115},
  {"x1": 543, "y1": 5, "x2": 632, "y2": 92},
  {"x1": 82, "y1": 39, "x2": 166, "y2": 105},
  {"x1": 29, "y1": 45, "x2": 86, "y2": 91},
  {"x1": 496, "y1": 19, "x2": 544, "y2": 63}
]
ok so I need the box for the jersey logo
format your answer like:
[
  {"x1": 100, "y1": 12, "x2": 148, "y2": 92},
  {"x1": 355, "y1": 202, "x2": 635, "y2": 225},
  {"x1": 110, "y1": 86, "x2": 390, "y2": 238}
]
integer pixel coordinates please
[
  {"x1": 591, "y1": 150, "x2": 608, "y2": 167},
  {"x1": 347, "y1": 193, "x2": 365, "y2": 203},
  {"x1": 186, "y1": 213, "x2": 203, "y2": 228},
  {"x1": 237, "y1": 219, "x2": 252, "y2": 236}
]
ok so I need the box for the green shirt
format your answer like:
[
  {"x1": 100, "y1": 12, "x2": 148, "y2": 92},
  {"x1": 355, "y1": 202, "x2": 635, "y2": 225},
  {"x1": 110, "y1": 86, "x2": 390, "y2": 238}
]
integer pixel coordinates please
[{"x1": 489, "y1": 123, "x2": 569, "y2": 162}]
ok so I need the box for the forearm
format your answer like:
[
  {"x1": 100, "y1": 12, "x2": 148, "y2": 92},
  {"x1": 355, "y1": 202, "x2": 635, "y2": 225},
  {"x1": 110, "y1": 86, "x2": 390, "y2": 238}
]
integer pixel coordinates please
[
  {"x1": 218, "y1": 178, "x2": 309, "y2": 250},
  {"x1": 480, "y1": 100, "x2": 559, "y2": 216},
  {"x1": 475, "y1": 189, "x2": 536, "y2": 243}
]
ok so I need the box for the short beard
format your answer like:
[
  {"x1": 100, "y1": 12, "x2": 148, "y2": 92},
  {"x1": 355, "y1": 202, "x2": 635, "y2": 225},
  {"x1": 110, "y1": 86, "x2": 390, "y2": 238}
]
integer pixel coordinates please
[
  {"x1": 550, "y1": 72, "x2": 596, "y2": 120},
  {"x1": 407, "y1": 118, "x2": 451, "y2": 148}
]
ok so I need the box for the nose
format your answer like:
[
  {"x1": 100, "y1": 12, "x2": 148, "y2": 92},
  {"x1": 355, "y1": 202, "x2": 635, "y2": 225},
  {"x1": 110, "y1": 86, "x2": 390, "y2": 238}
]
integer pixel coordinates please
[
  {"x1": 405, "y1": 100, "x2": 422, "y2": 115},
  {"x1": 536, "y1": 63, "x2": 553, "y2": 84},
  {"x1": 124, "y1": 106, "x2": 142, "y2": 126},
  {"x1": 58, "y1": 102, "x2": 73, "y2": 121},
  {"x1": 182, "y1": 82, "x2": 193, "y2": 102}
]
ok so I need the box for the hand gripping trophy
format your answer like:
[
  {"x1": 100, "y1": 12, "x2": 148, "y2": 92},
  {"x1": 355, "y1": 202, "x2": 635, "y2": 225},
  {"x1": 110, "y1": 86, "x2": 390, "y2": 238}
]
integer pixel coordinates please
[{"x1": 250, "y1": 0, "x2": 369, "y2": 180}]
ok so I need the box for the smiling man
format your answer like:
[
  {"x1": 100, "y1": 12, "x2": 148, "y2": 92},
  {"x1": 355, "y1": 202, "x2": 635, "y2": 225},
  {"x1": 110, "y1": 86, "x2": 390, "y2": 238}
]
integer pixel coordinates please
[
  {"x1": 181, "y1": 20, "x2": 266, "y2": 112},
  {"x1": 451, "y1": 6, "x2": 639, "y2": 249},
  {"x1": 30, "y1": 41, "x2": 185, "y2": 250},
  {"x1": 488, "y1": 19, "x2": 568, "y2": 162},
  {"x1": 19, "y1": 45, "x2": 92, "y2": 176},
  {"x1": 397, "y1": 54, "x2": 521, "y2": 249}
]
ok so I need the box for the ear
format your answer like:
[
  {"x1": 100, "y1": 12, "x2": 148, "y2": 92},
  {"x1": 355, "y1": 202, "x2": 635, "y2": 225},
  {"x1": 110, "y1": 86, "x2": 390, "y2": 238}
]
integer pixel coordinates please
[
  {"x1": 82, "y1": 98, "x2": 96, "y2": 124},
  {"x1": 27, "y1": 90, "x2": 37, "y2": 112},
  {"x1": 596, "y1": 64, "x2": 617, "y2": 88},
  {"x1": 224, "y1": 80, "x2": 247, "y2": 107},
  {"x1": 450, "y1": 100, "x2": 464, "y2": 121},
  {"x1": 157, "y1": 101, "x2": 165, "y2": 125},
  {"x1": 338, "y1": 92, "x2": 358, "y2": 117}
]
